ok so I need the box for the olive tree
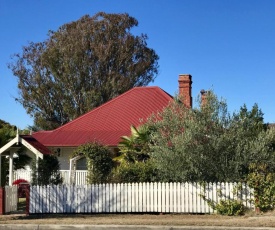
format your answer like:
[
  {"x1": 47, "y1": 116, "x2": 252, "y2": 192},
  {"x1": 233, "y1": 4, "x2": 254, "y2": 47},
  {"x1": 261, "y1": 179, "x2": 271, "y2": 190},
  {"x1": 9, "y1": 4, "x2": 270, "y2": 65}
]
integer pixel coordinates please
[{"x1": 147, "y1": 91, "x2": 275, "y2": 182}]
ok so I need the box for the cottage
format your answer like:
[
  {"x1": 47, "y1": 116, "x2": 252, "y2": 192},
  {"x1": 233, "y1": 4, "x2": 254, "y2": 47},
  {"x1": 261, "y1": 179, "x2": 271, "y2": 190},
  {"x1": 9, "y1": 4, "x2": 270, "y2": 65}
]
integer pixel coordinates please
[{"x1": 0, "y1": 74, "x2": 193, "y2": 185}]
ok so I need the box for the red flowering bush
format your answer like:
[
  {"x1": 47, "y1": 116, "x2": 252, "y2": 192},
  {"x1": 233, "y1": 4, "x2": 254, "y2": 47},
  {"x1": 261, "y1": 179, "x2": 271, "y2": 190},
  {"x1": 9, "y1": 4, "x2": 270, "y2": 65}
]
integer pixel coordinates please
[
  {"x1": 12, "y1": 179, "x2": 28, "y2": 185},
  {"x1": 12, "y1": 179, "x2": 29, "y2": 198}
]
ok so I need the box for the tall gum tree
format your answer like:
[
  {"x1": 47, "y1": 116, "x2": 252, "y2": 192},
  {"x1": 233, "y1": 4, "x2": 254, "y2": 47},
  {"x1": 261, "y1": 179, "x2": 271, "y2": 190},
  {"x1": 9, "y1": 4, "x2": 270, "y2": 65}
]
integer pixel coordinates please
[{"x1": 9, "y1": 12, "x2": 159, "y2": 130}]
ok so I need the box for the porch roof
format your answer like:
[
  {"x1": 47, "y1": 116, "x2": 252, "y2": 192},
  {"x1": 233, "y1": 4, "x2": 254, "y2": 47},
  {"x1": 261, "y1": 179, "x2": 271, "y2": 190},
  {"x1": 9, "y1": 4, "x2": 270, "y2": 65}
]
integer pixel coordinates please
[{"x1": 0, "y1": 133, "x2": 51, "y2": 159}]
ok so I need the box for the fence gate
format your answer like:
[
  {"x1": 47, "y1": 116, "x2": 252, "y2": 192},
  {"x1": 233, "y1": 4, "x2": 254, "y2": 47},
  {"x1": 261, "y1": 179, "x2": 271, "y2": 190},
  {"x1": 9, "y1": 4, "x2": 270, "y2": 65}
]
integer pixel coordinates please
[{"x1": 5, "y1": 186, "x2": 18, "y2": 213}]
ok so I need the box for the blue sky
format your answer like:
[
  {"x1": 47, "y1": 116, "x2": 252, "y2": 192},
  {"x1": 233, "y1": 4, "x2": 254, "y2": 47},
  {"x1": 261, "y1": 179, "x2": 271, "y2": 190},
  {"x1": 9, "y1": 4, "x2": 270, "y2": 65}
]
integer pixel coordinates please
[{"x1": 1, "y1": 0, "x2": 275, "y2": 129}]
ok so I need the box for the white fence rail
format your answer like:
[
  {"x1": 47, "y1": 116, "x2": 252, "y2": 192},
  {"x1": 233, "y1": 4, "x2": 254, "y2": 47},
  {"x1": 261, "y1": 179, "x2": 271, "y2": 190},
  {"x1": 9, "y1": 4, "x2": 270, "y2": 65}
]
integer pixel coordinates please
[
  {"x1": 29, "y1": 182, "x2": 254, "y2": 214},
  {"x1": 60, "y1": 170, "x2": 87, "y2": 185},
  {"x1": 5, "y1": 186, "x2": 18, "y2": 213}
]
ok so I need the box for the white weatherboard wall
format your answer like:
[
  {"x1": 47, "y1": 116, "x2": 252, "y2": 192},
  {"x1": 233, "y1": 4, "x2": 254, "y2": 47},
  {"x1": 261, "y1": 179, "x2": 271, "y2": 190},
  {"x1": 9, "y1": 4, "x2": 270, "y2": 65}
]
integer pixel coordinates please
[
  {"x1": 55, "y1": 147, "x2": 77, "y2": 170},
  {"x1": 29, "y1": 182, "x2": 254, "y2": 214}
]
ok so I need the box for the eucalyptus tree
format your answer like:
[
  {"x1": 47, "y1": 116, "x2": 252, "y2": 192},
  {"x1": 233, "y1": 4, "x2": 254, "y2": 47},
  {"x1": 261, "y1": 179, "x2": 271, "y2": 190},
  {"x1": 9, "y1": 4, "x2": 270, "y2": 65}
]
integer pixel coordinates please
[{"x1": 9, "y1": 12, "x2": 159, "y2": 130}]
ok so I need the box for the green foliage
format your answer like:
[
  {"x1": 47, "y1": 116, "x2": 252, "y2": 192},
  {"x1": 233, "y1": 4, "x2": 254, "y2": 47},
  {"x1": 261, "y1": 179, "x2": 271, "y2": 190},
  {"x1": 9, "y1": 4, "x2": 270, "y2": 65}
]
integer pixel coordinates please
[
  {"x1": 9, "y1": 12, "x2": 159, "y2": 130},
  {"x1": 111, "y1": 160, "x2": 160, "y2": 183},
  {"x1": 0, "y1": 119, "x2": 17, "y2": 147},
  {"x1": 115, "y1": 125, "x2": 160, "y2": 183},
  {"x1": 73, "y1": 142, "x2": 113, "y2": 184},
  {"x1": 237, "y1": 104, "x2": 267, "y2": 135},
  {"x1": 118, "y1": 125, "x2": 151, "y2": 163},
  {"x1": 13, "y1": 147, "x2": 32, "y2": 171},
  {"x1": 147, "y1": 92, "x2": 228, "y2": 182},
  {"x1": 31, "y1": 154, "x2": 62, "y2": 185},
  {"x1": 214, "y1": 200, "x2": 245, "y2": 216},
  {"x1": 201, "y1": 184, "x2": 246, "y2": 216},
  {"x1": 246, "y1": 163, "x2": 275, "y2": 212},
  {"x1": 146, "y1": 91, "x2": 274, "y2": 183}
]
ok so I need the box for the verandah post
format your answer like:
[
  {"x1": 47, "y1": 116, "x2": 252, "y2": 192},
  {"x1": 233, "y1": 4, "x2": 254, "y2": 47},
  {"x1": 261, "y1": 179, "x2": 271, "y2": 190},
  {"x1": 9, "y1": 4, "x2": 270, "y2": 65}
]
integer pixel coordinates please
[{"x1": 9, "y1": 151, "x2": 14, "y2": 186}]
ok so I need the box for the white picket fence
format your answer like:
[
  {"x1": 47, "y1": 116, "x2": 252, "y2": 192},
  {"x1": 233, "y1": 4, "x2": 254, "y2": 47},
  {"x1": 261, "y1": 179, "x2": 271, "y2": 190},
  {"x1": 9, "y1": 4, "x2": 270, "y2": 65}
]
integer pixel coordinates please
[
  {"x1": 14, "y1": 169, "x2": 88, "y2": 185},
  {"x1": 5, "y1": 186, "x2": 18, "y2": 213},
  {"x1": 29, "y1": 182, "x2": 254, "y2": 214}
]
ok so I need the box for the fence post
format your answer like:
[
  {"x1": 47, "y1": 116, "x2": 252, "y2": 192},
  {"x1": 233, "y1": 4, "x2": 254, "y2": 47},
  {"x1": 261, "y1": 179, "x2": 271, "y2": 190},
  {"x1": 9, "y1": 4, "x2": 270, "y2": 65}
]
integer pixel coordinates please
[
  {"x1": 25, "y1": 184, "x2": 30, "y2": 215},
  {"x1": 0, "y1": 187, "x2": 5, "y2": 215}
]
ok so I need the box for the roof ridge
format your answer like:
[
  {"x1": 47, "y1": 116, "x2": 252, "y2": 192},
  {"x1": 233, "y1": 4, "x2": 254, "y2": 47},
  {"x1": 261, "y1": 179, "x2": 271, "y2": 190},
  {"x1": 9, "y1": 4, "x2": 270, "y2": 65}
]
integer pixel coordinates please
[{"x1": 32, "y1": 130, "x2": 53, "y2": 135}]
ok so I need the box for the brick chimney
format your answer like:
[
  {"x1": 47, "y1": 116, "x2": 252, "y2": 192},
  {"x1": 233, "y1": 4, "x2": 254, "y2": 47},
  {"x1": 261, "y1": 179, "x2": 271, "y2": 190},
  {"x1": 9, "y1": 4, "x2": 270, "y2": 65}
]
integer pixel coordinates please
[
  {"x1": 178, "y1": 74, "x2": 192, "y2": 108},
  {"x1": 200, "y1": 89, "x2": 207, "y2": 107}
]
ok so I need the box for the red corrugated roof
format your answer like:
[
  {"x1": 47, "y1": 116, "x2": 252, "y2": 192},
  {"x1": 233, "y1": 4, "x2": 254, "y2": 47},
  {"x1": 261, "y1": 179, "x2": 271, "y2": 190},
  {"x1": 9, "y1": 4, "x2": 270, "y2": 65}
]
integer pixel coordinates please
[{"x1": 33, "y1": 86, "x2": 173, "y2": 147}]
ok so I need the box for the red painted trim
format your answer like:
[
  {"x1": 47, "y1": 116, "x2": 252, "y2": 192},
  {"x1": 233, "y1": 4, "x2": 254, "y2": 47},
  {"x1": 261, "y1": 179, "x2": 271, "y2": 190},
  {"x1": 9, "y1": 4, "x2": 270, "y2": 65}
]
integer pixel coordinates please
[{"x1": 0, "y1": 187, "x2": 5, "y2": 215}]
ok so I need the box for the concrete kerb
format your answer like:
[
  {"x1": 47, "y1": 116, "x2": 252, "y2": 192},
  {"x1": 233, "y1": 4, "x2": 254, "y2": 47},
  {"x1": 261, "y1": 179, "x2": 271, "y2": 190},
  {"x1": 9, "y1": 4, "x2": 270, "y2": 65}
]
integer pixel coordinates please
[{"x1": 0, "y1": 225, "x2": 275, "y2": 230}]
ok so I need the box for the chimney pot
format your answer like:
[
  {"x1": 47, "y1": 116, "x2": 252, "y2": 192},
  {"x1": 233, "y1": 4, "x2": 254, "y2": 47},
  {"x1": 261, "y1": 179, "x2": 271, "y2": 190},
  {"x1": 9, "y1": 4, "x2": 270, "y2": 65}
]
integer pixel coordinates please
[{"x1": 200, "y1": 89, "x2": 206, "y2": 95}]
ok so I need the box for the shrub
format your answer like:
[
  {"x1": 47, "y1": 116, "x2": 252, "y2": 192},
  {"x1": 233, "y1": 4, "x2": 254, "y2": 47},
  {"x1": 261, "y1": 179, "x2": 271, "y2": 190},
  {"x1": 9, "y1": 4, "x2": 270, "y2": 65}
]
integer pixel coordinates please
[
  {"x1": 201, "y1": 184, "x2": 246, "y2": 216},
  {"x1": 72, "y1": 142, "x2": 113, "y2": 184},
  {"x1": 31, "y1": 154, "x2": 62, "y2": 185},
  {"x1": 246, "y1": 163, "x2": 275, "y2": 212},
  {"x1": 111, "y1": 161, "x2": 160, "y2": 183},
  {"x1": 215, "y1": 200, "x2": 245, "y2": 216}
]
